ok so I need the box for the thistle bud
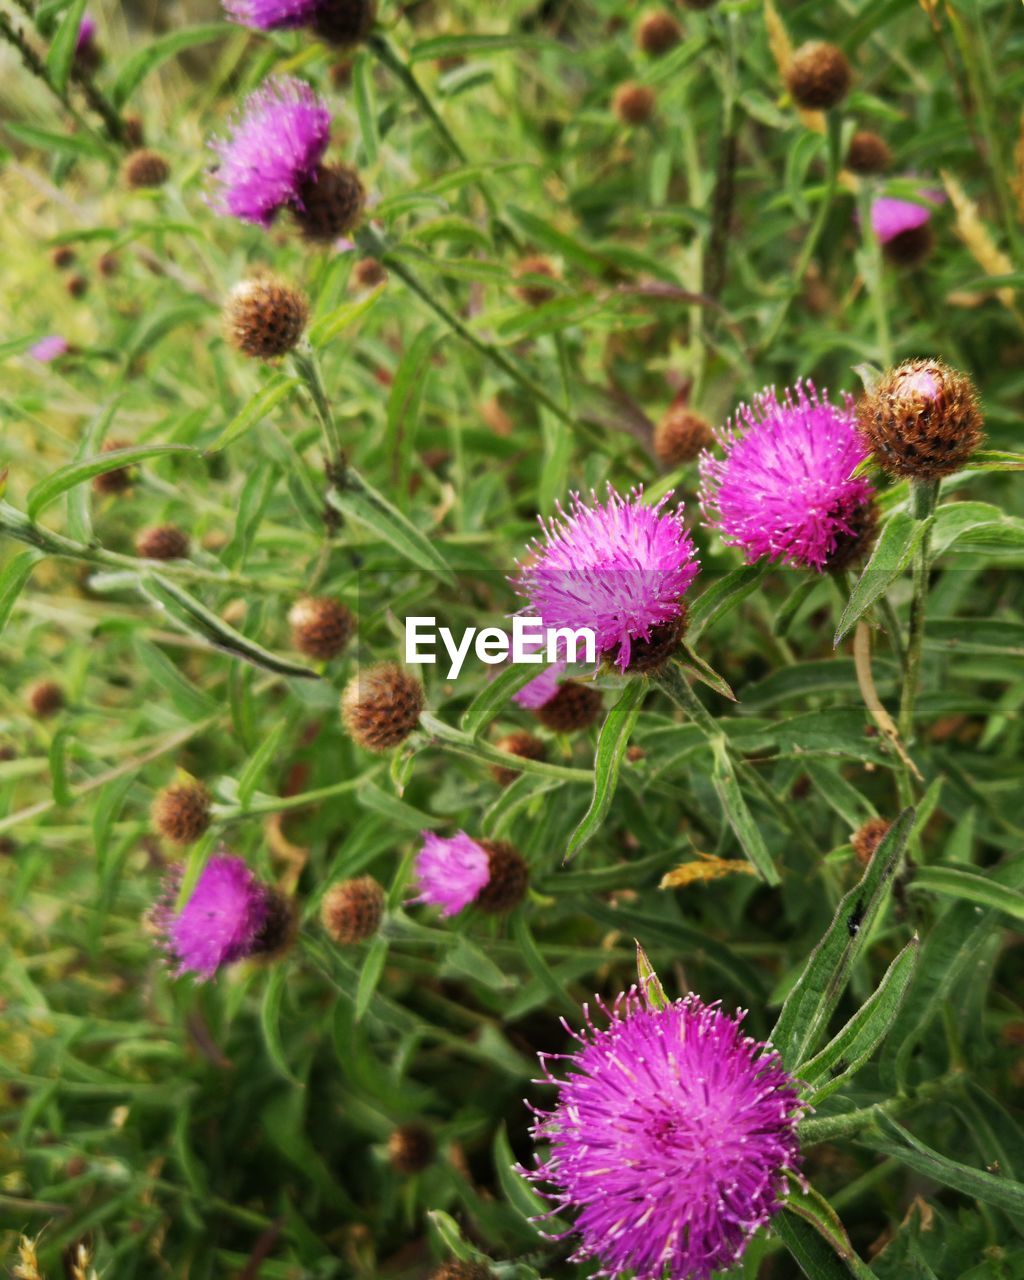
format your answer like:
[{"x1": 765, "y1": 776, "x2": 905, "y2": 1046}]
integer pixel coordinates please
[
  {"x1": 341, "y1": 663, "x2": 425, "y2": 752},
  {"x1": 27, "y1": 680, "x2": 64, "y2": 719},
  {"x1": 152, "y1": 780, "x2": 212, "y2": 846},
  {"x1": 321, "y1": 875, "x2": 385, "y2": 944},
  {"x1": 249, "y1": 889, "x2": 296, "y2": 960},
  {"x1": 51, "y1": 245, "x2": 76, "y2": 270},
  {"x1": 388, "y1": 1123, "x2": 435, "y2": 1174},
  {"x1": 66, "y1": 274, "x2": 89, "y2": 299},
  {"x1": 224, "y1": 277, "x2": 308, "y2": 360},
  {"x1": 613, "y1": 81, "x2": 656, "y2": 125},
  {"x1": 786, "y1": 42, "x2": 851, "y2": 111},
  {"x1": 857, "y1": 358, "x2": 984, "y2": 479},
  {"x1": 311, "y1": 0, "x2": 376, "y2": 47},
  {"x1": 93, "y1": 438, "x2": 135, "y2": 494},
  {"x1": 288, "y1": 596, "x2": 355, "y2": 661},
  {"x1": 636, "y1": 10, "x2": 682, "y2": 56},
  {"x1": 535, "y1": 681, "x2": 603, "y2": 732},
  {"x1": 98, "y1": 253, "x2": 119, "y2": 278},
  {"x1": 135, "y1": 524, "x2": 189, "y2": 561},
  {"x1": 352, "y1": 257, "x2": 387, "y2": 290},
  {"x1": 513, "y1": 256, "x2": 559, "y2": 307},
  {"x1": 292, "y1": 164, "x2": 364, "y2": 242},
  {"x1": 476, "y1": 839, "x2": 529, "y2": 913},
  {"x1": 491, "y1": 732, "x2": 547, "y2": 786},
  {"x1": 846, "y1": 130, "x2": 890, "y2": 176},
  {"x1": 851, "y1": 817, "x2": 891, "y2": 867},
  {"x1": 654, "y1": 402, "x2": 713, "y2": 468},
  {"x1": 123, "y1": 114, "x2": 145, "y2": 149},
  {"x1": 123, "y1": 150, "x2": 170, "y2": 190},
  {"x1": 430, "y1": 1264, "x2": 495, "y2": 1280}
]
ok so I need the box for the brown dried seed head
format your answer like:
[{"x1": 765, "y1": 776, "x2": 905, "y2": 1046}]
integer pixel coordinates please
[
  {"x1": 786, "y1": 42, "x2": 851, "y2": 111},
  {"x1": 321, "y1": 876, "x2": 385, "y2": 944},
  {"x1": 312, "y1": 0, "x2": 376, "y2": 47},
  {"x1": 491, "y1": 731, "x2": 547, "y2": 786},
  {"x1": 66, "y1": 273, "x2": 89, "y2": 298},
  {"x1": 92, "y1": 438, "x2": 135, "y2": 494},
  {"x1": 224, "y1": 277, "x2": 309, "y2": 360},
  {"x1": 654, "y1": 405, "x2": 713, "y2": 467},
  {"x1": 852, "y1": 817, "x2": 891, "y2": 867},
  {"x1": 123, "y1": 150, "x2": 170, "y2": 189},
  {"x1": 135, "y1": 524, "x2": 189, "y2": 561},
  {"x1": 123, "y1": 114, "x2": 145, "y2": 149},
  {"x1": 535, "y1": 681, "x2": 603, "y2": 732},
  {"x1": 388, "y1": 1123, "x2": 435, "y2": 1174},
  {"x1": 293, "y1": 164, "x2": 365, "y2": 242},
  {"x1": 430, "y1": 1263, "x2": 495, "y2": 1280},
  {"x1": 289, "y1": 596, "x2": 355, "y2": 661},
  {"x1": 98, "y1": 252, "x2": 119, "y2": 278},
  {"x1": 636, "y1": 10, "x2": 682, "y2": 56},
  {"x1": 847, "y1": 130, "x2": 891, "y2": 176},
  {"x1": 613, "y1": 81, "x2": 656, "y2": 125},
  {"x1": 341, "y1": 663, "x2": 425, "y2": 752},
  {"x1": 856, "y1": 358, "x2": 984, "y2": 479},
  {"x1": 27, "y1": 680, "x2": 64, "y2": 719},
  {"x1": 352, "y1": 257, "x2": 388, "y2": 290},
  {"x1": 513, "y1": 255, "x2": 559, "y2": 307},
  {"x1": 475, "y1": 839, "x2": 529, "y2": 913},
  {"x1": 882, "y1": 223, "x2": 933, "y2": 268},
  {"x1": 152, "y1": 781, "x2": 212, "y2": 845},
  {"x1": 51, "y1": 245, "x2": 76, "y2": 270}
]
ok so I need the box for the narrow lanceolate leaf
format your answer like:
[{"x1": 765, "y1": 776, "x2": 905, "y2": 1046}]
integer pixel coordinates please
[
  {"x1": 46, "y1": 0, "x2": 87, "y2": 93},
  {"x1": 261, "y1": 965, "x2": 301, "y2": 1085},
  {"x1": 780, "y1": 1174, "x2": 862, "y2": 1269},
  {"x1": 211, "y1": 375, "x2": 300, "y2": 452},
  {"x1": 308, "y1": 284, "x2": 384, "y2": 347},
  {"x1": 775, "y1": 1208, "x2": 868, "y2": 1280},
  {"x1": 355, "y1": 935, "x2": 389, "y2": 1022},
  {"x1": 800, "y1": 937, "x2": 919, "y2": 1102},
  {"x1": 687, "y1": 562, "x2": 768, "y2": 642},
  {"x1": 49, "y1": 728, "x2": 73, "y2": 808},
  {"x1": 711, "y1": 739, "x2": 780, "y2": 886},
  {"x1": 834, "y1": 512, "x2": 933, "y2": 645},
  {"x1": 27, "y1": 445, "x2": 196, "y2": 520},
  {"x1": 772, "y1": 807, "x2": 914, "y2": 1071},
  {"x1": 237, "y1": 720, "x2": 288, "y2": 808},
  {"x1": 461, "y1": 663, "x2": 539, "y2": 737},
  {"x1": 111, "y1": 23, "x2": 229, "y2": 107},
  {"x1": 565, "y1": 680, "x2": 646, "y2": 862},
  {"x1": 0, "y1": 550, "x2": 42, "y2": 635},
  {"x1": 326, "y1": 468, "x2": 455, "y2": 584},
  {"x1": 907, "y1": 864, "x2": 1024, "y2": 924}
]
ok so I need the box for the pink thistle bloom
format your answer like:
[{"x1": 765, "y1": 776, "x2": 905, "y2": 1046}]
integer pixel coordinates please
[
  {"x1": 699, "y1": 382, "x2": 874, "y2": 571},
  {"x1": 223, "y1": 0, "x2": 321, "y2": 29},
  {"x1": 514, "y1": 486, "x2": 699, "y2": 672},
  {"x1": 524, "y1": 990, "x2": 804, "y2": 1280},
  {"x1": 29, "y1": 335, "x2": 69, "y2": 363},
  {"x1": 513, "y1": 661, "x2": 565, "y2": 710},
  {"x1": 208, "y1": 76, "x2": 331, "y2": 226},
  {"x1": 153, "y1": 853, "x2": 271, "y2": 980},
  {"x1": 411, "y1": 831, "x2": 490, "y2": 917},
  {"x1": 869, "y1": 189, "x2": 943, "y2": 244},
  {"x1": 75, "y1": 14, "x2": 96, "y2": 52}
]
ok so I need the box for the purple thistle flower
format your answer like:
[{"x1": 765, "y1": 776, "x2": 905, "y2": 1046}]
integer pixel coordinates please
[
  {"x1": 514, "y1": 486, "x2": 700, "y2": 672},
  {"x1": 513, "y1": 660, "x2": 566, "y2": 710},
  {"x1": 208, "y1": 76, "x2": 331, "y2": 226},
  {"x1": 222, "y1": 0, "x2": 321, "y2": 30},
  {"x1": 870, "y1": 190, "x2": 942, "y2": 244},
  {"x1": 525, "y1": 990, "x2": 804, "y2": 1280},
  {"x1": 152, "y1": 853, "x2": 271, "y2": 980},
  {"x1": 411, "y1": 831, "x2": 490, "y2": 917},
  {"x1": 699, "y1": 382, "x2": 874, "y2": 571},
  {"x1": 29, "y1": 335, "x2": 69, "y2": 363},
  {"x1": 75, "y1": 13, "x2": 97, "y2": 52}
]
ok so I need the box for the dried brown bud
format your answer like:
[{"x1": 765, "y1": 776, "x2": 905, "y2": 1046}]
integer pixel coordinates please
[
  {"x1": 135, "y1": 525, "x2": 189, "y2": 561},
  {"x1": 654, "y1": 404, "x2": 713, "y2": 467},
  {"x1": 857, "y1": 358, "x2": 984, "y2": 478},
  {"x1": 352, "y1": 257, "x2": 388, "y2": 290},
  {"x1": 882, "y1": 223, "x2": 933, "y2": 268},
  {"x1": 321, "y1": 876, "x2": 385, "y2": 944},
  {"x1": 123, "y1": 114, "x2": 145, "y2": 149},
  {"x1": 27, "y1": 680, "x2": 64, "y2": 719},
  {"x1": 491, "y1": 732, "x2": 547, "y2": 786},
  {"x1": 51, "y1": 245, "x2": 76, "y2": 270},
  {"x1": 312, "y1": 0, "x2": 376, "y2": 47},
  {"x1": 535, "y1": 681, "x2": 603, "y2": 732},
  {"x1": 636, "y1": 10, "x2": 682, "y2": 56},
  {"x1": 388, "y1": 1123, "x2": 435, "y2": 1174},
  {"x1": 123, "y1": 150, "x2": 170, "y2": 189},
  {"x1": 66, "y1": 274, "x2": 89, "y2": 299},
  {"x1": 98, "y1": 253, "x2": 119, "y2": 278},
  {"x1": 341, "y1": 663, "x2": 425, "y2": 752},
  {"x1": 852, "y1": 817, "x2": 891, "y2": 867},
  {"x1": 847, "y1": 130, "x2": 890, "y2": 176},
  {"x1": 224, "y1": 277, "x2": 309, "y2": 360},
  {"x1": 289, "y1": 597, "x2": 355, "y2": 661},
  {"x1": 786, "y1": 42, "x2": 851, "y2": 111},
  {"x1": 151, "y1": 781, "x2": 212, "y2": 846},
  {"x1": 293, "y1": 164, "x2": 365, "y2": 242},
  {"x1": 513, "y1": 255, "x2": 559, "y2": 306},
  {"x1": 92, "y1": 439, "x2": 135, "y2": 494},
  {"x1": 476, "y1": 840, "x2": 529, "y2": 913},
  {"x1": 613, "y1": 81, "x2": 656, "y2": 125}
]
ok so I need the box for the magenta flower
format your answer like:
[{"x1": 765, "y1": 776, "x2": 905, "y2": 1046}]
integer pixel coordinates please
[
  {"x1": 223, "y1": 0, "x2": 320, "y2": 29},
  {"x1": 513, "y1": 661, "x2": 565, "y2": 710},
  {"x1": 411, "y1": 831, "x2": 490, "y2": 917},
  {"x1": 29, "y1": 335, "x2": 69, "y2": 363},
  {"x1": 699, "y1": 382, "x2": 875, "y2": 570},
  {"x1": 870, "y1": 190, "x2": 942, "y2": 244},
  {"x1": 153, "y1": 853, "x2": 271, "y2": 980},
  {"x1": 525, "y1": 990, "x2": 804, "y2": 1280},
  {"x1": 515, "y1": 487, "x2": 699, "y2": 672},
  {"x1": 75, "y1": 13, "x2": 96, "y2": 52},
  {"x1": 208, "y1": 76, "x2": 331, "y2": 226}
]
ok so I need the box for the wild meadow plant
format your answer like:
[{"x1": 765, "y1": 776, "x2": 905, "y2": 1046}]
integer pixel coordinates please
[{"x1": 1, "y1": 1, "x2": 1023, "y2": 1277}]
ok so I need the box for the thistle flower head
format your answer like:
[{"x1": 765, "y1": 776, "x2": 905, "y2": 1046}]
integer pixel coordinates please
[
  {"x1": 525, "y1": 990, "x2": 804, "y2": 1280},
  {"x1": 208, "y1": 76, "x2": 331, "y2": 226},
  {"x1": 514, "y1": 486, "x2": 699, "y2": 672},
  {"x1": 223, "y1": 0, "x2": 320, "y2": 30},
  {"x1": 870, "y1": 192, "x2": 938, "y2": 243},
  {"x1": 699, "y1": 381, "x2": 875, "y2": 571},
  {"x1": 153, "y1": 853, "x2": 272, "y2": 980},
  {"x1": 75, "y1": 14, "x2": 97, "y2": 50},
  {"x1": 412, "y1": 831, "x2": 491, "y2": 917},
  {"x1": 29, "y1": 335, "x2": 69, "y2": 362},
  {"x1": 786, "y1": 41, "x2": 851, "y2": 111},
  {"x1": 512, "y1": 661, "x2": 565, "y2": 710}
]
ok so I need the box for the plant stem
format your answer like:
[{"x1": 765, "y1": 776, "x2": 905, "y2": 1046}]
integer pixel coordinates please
[
  {"x1": 856, "y1": 181, "x2": 893, "y2": 366},
  {"x1": 703, "y1": 10, "x2": 739, "y2": 298},
  {"x1": 291, "y1": 345, "x2": 345, "y2": 473},
  {"x1": 799, "y1": 1069, "x2": 964, "y2": 1145},
  {"x1": 419, "y1": 710, "x2": 593, "y2": 783},
  {"x1": 897, "y1": 478, "x2": 940, "y2": 742}
]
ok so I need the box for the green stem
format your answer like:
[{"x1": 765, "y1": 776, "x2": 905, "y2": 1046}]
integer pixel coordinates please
[
  {"x1": 857, "y1": 180, "x2": 893, "y2": 366},
  {"x1": 291, "y1": 345, "x2": 344, "y2": 470},
  {"x1": 799, "y1": 1070, "x2": 964, "y2": 1145},
  {"x1": 897, "y1": 478, "x2": 940, "y2": 742},
  {"x1": 419, "y1": 710, "x2": 593, "y2": 783}
]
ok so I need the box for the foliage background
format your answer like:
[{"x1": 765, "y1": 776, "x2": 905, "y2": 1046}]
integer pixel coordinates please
[{"x1": 1, "y1": 0, "x2": 1024, "y2": 1277}]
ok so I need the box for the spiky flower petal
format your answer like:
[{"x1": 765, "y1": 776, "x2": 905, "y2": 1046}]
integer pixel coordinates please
[
  {"x1": 412, "y1": 831, "x2": 491, "y2": 917},
  {"x1": 223, "y1": 0, "x2": 320, "y2": 30}
]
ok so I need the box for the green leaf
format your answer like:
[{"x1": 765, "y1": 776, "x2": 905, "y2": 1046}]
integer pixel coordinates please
[
  {"x1": 771, "y1": 808, "x2": 913, "y2": 1070},
  {"x1": 354, "y1": 935, "x2": 389, "y2": 1022},
  {"x1": 5, "y1": 122, "x2": 111, "y2": 160},
  {"x1": 834, "y1": 512, "x2": 933, "y2": 644},
  {"x1": 111, "y1": 24, "x2": 230, "y2": 107},
  {"x1": 679, "y1": 643, "x2": 735, "y2": 700},
  {"x1": 27, "y1": 445, "x2": 196, "y2": 520},
  {"x1": 512, "y1": 913, "x2": 577, "y2": 1016},
  {"x1": 133, "y1": 637, "x2": 217, "y2": 721},
  {"x1": 211, "y1": 374, "x2": 300, "y2": 452},
  {"x1": 460, "y1": 662, "x2": 539, "y2": 738},
  {"x1": 352, "y1": 50, "x2": 379, "y2": 166},
  {"x1": 774, "y1": 1210, "x2": 864, "y2": 1280},
  {"x1": 45, "y1": 0, "x2": 87, "y2": 94},
  {"x1": 0, "y1": 550, "x2": 42, "y2": 635},
  {"x1": 687, "y1": 562, "x2": 768, "y2": 642},
  {"x1": 48, "y1": 728, "x2": 73, "y2": 807},
  {"x1": 386, "y1": 325, "x2": 439, "y2": 490},
  {"x1": 409, "y1": 32, "x2": 555, "y2": 62},
  {"x1": 780, "y1": 1173, "x2": 867, "y2": 1272},
  {"x1": 711, "y1": 739, "x2": 780, "y2": 885},
  {"x1": 566, "y1": 681, "x2": 646, "y2": 861},
  {"x1": 636, "y1": 941, "x2": 669, "y2": 1010},
  {"x1": 963, "y1": 448, "x2": 1024, "y2": 472},
  {"x1": 261, "y1": 965, "x2": 301, "y2": 1085},
  {"x1": 326, "y1": 467, "x2": 455, "y2": 583},
  {"x1": 800, "y1": 937, "x2": 920, "y2": 1102},
  {"x1": 309, "y1": 283, "x2": 384, "y2": 347},
  {"x1": 907, "y1": 864, "x2": 1024, "y2": 924},
  {"x1": 237, "y1": 720, "x2": 288, "y2": 808},
  {"x1": 492, "y1": 1123, "x2": 562, "y2": 1228}
]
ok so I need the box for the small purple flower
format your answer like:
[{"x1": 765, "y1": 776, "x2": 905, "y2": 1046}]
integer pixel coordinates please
[
  {"x1": 29, "y1": 335, "x2": 69, "y2": 363},
  {"x1": 411, "y1": 831, "x2": 490, "y2": 917},
  {"x1": 208, "y1": 76, "x2": 331, "y2": 226},
  {"x1": 699, "y1": 382, "x2": 874, "y2": 571},
  {"x1": 525, "y1": 990, "x2": 804, "y2": 1280},
  {"x1": 223, "y1": 0, "x2": 320, "y2": 29},
  {"x1": 153, "y1": 853, "x2": 271, "y2": 980},
  {"x1": 869, "y1": 189, "x2": 943, "y2": 244},
  {"x1": 513, "y1": 661, "x2": 565, "y2": 710},
  {"x1": 75, "y1": 13, "x2": 96, "y2": 52},
  {"x1": 515, "y1": 486, "x2": 700, "y2": 672}
]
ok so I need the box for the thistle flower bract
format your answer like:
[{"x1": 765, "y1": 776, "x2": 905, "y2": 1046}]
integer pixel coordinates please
[
  {"x1": 869, "y1": 190, "x2": 942, "y2": 266},
  {"x1": 208, "y1": 77, "x2": 331, "y2": 226},
  {"x1": 412, "y1": 831, "x2": 491, "y2": 917},
  {"x1": 153, "y1": 853, "x2": 272, "y2": 980},
  {"x1": 525, "y1": 990, "x2": 804, "y2": 1280},
  {"x1": 847, "y1": 130, "x2": 890, "y2": 176},
  {"x1": 514, "y1": 486, "x2": 699, "y2": 672},
  {"x1": 699, "y1": 382, "x2": 875, "y2": 571},
  {"x1": 223, "y1": 0, "x2": 320, "y2": 30}
]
